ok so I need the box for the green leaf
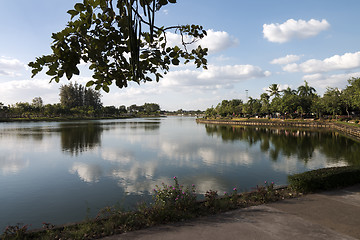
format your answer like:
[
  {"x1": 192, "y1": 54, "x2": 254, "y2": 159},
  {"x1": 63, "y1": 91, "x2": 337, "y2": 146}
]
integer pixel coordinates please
[
  {"x1": 86, "y1": 81, "x2": 95, "y2": 87},
  {"x1": 169, "y1": 51, "x2": 177, "y2": 58},
  {"x1": 74, "y1": 3, "x2": 85, "y2": 12},
  {"x1": 67, "y1": 10, "x2": 79, "y2": 19},
  {"x1": 173, "y1": 46, "x2": 180, "y2": 52},
  {"x1": 171, "y1": 58, "x2": 180, "y2": 65},
  {"x1": 66, "y1": 71, "x2": 73, "y2": 80},
  {"x1": 103, "y1": 85, "x2": 110, "y2": 93},
  {"x1": 46, "y1": 69, "x2": 57, "y2": 76},
  {"x1": 73, "y1": 67, "x2": 80, "y2": 75},
  {"x1": 158, "y1": 0, "x2": 168, "y2": 6}
]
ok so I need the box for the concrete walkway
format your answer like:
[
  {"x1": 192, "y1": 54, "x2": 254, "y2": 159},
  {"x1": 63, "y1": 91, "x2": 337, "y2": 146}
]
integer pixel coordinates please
[{"x1": 102, "y1": 184, "x2": 360, "y2": 240}]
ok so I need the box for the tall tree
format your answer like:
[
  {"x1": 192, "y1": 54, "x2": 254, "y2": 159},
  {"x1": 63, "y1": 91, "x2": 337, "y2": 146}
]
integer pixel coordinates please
[
  {"x1": 297, "y1": 80, "x2": 316, "y2": 97},
  {"x1": 282, "y1": 87, "x2": 297, "y2": 96},
  {"x1": 267, "y1": 84, "x2": 281, "y2": 98},
  {"x1": 322, "y1": 88, "x2": 343, "y2": 117},
  {"x1": 143, "y1": 103, "x2": 160, "y2": 113},
  {"x1": 345, "y1": 77, "x2": 360, "y2": 110},
  {"x1": 60, "y1": 83, "x2": 102, "y2": 109},
  {"x1": 244, "y1": 97, "x2": 261, "y2": 116},
  {"x1": 260, "y1": 93, "x2": 270, "y2": 115},
  {"x1": 32, "y1": 97, "x2": 43, "y2": 108},
  {"x1": 29, "y1": 0, "x2": 208, "y2": 92},
  {"x1": 310, "y1": 95, "x2": 324, "y2": 119}
]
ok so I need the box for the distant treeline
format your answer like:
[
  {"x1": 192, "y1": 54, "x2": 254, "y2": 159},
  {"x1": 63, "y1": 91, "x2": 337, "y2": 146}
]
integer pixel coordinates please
[
  {"x1": 0, "y1": 83, "x2": 161, "y2": 119},
  {"x1": 205, "y1": 77, "x2": 360, "y2": 120}
]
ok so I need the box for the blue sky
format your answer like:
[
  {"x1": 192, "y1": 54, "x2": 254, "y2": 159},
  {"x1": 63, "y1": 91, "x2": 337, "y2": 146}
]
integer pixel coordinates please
[{"x1": 1, "y1": 0, "x2": 360, "y2": 110}]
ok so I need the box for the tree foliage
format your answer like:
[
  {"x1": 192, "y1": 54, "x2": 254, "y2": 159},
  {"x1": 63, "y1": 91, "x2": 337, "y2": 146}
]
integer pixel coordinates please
[
  {"x1": 29, "y1": 0, "x2": 208, "y2": 92},
  {"x1": 32, "y1": 97, "x2": 44, "y2": 108},
  {"x1": 267, "y1": 84, "x2": 281, "y2": 98},
  {"x1": 60, "y1": 82, "x2": 102, "y2": 109},
  {"x1": 205, "y1": 77, "x2": 360, "y2": 119}
]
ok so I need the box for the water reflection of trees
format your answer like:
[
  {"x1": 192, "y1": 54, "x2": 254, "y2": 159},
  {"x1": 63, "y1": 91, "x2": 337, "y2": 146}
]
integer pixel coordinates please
[
  {"x1": 60, "y1": 121, "x2": 160, "y2": 155},
  {"x1": 205, "y1": 124, "x2": 360, "y2": 166},
  {"x1": 100, "y1": 121, "x2": 160, "y2": 132},
  {"x1": 60, "y1": 123, "x2": 102, "y2": 155},
  {"x1": 0, "y1": 127, "x2": 45, "y2": 141}
]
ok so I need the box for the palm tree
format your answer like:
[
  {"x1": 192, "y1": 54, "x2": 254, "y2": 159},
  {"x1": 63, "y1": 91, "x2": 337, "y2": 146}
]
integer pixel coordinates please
[
  {"x1": 260, "y1": 93, "x2": 270, "y2": 115},
  {"x1": 282, "y1": 87, "x2": 297, "y2": 96},
  {"x1": 297, "y1": 80, "x2": 316, "y2": 97},
  {"x1": 267, "y1": 84, "x2": 281, "y2": 98}
]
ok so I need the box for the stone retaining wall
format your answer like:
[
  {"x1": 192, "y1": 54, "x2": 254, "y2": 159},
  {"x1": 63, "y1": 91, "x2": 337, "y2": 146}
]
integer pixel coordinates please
[{"x1": 196, "y1": 119, "x2": 360, "y2": 140}]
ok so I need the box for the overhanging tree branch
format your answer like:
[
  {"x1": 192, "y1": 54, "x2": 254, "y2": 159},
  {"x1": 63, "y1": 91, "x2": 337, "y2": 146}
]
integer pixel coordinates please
[{"x1": 29, "y1": 0, "x2": 208, "y2": 93}]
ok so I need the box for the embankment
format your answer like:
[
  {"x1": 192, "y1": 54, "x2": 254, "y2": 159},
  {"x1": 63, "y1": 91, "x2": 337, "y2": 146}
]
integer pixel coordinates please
[{"x1": 196, "y1": 119, "x2": 360, "y2": 140}]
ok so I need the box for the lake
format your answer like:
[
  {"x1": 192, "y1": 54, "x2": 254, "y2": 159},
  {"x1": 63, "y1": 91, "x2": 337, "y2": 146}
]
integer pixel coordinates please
[{"x1": 0, "y1": 117, "x2": 359, "y2": 230}]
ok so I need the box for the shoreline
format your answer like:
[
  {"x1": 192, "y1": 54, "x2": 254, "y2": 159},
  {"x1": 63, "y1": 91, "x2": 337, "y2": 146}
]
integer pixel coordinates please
[
  {"x1": 196, "y1": 118, "x2": 360, "y2": 141},
  {"x1": 0, "y1": 115, "x2": 165, "y2": 123}
]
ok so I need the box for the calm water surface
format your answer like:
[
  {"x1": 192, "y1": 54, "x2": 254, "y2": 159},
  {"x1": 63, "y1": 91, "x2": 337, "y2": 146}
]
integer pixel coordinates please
[{"x1": 0, "y1": 117, "x2": 359, "y2": 230}]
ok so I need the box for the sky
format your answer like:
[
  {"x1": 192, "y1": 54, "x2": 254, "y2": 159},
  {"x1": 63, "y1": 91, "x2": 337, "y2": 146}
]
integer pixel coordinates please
[{"x1": 1, "y1": 0, "x2": 360, "y2": 111}]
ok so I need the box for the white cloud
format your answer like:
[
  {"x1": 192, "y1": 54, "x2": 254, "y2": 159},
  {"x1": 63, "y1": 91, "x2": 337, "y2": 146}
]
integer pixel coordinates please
[
  {"x1": 263, "y1": 19, "x2": 330, "y2": 43},
  {"x1": 263, "y1": 84, "x2": 290, "y2": 93},
  {"x1": 101, "y1": 148, "x2": 134, "y2": 163},
  {"x1": 199, "y1": 30, "x2": 239, "y2": 53},
  {"x1": 0, "y1": 57, "x2": 27, "y2": 76},
  {"x1": 69, "y1": 162, "x2": 103, "y2": 183},
  {"x1": 0, "y1": 79, "x2": 56, "y2": 105},
  {"x1": 165, "y1": 29, "x2": 238, "y2": 54},
  {"x1": 0, "y1": 77, "x2": 94, "y2": 105},
  {"x1": 303, "y1": 72, "x2": 360, "y2": 89},
  {"x1": 160, "y1": 64, "x2": 270, "y2": 90},
  {"x1": 198, "y1": 65, "x2": 271, "y2": 80},
  {"x1": 0, "y1": 61, "x2": 269, "y2": 110},
  {"x1": 0, "y1": 153, "x2": 29, "y2": 175},
  {"x1": 283, "y1": 51, "x2": 360, "y2": 73},
  {"x1": 98, "y1": 63, "x2": 271, "y2": 110},
  {"x1": 270, "y1": 55, "x2": 302, "y2": 65}
]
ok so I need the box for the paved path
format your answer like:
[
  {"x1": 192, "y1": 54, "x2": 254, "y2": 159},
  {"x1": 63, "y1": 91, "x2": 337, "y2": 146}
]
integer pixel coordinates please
[{"x1": 102, "y1": 184, "x2": 360, "y2": 240}]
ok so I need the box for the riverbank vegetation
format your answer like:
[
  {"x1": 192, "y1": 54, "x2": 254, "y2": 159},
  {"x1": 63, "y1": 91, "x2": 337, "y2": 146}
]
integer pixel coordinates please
[
  {"x1": 204, "y1": 78, "x2": 360, "y2": 122},
  {"x1": 0, "y1": 178, "x2": 299, "y2": 240},
  {"x1": 2, "y1": 166, "x2": 360, "y2": 240},
  {"x1": 0, "y1": 83, "x2": 162, "y2": 120},
  {"x1": 288, "y1": 166, "x2": 360, "y2": 193}
]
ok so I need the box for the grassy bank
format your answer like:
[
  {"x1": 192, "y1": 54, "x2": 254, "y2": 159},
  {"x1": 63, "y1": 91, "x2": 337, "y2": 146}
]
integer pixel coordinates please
[{"x1": 2, "y1": 166, "x2": 360, "y2": 240}]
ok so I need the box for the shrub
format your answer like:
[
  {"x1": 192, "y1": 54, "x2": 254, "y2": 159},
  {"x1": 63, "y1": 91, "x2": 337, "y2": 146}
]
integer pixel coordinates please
[
  {"x1": 204, "y1": 190, "x2": 218, "y2": 209},
  {"x1": 288, "y1": 166, "x2": 360, "y2": 193},
  {"x1": 2, "y1": 224, "x2": 29, "y2": 239},
  {"x1": 153, "y1": 177, "x2": 196, "y2": 210},
  {"x1": 250, "y1": 181, "x2": 277, "y2": 203},
  {"x1": 151, "y1": 177, "x2": 197, "y2": 222}
]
